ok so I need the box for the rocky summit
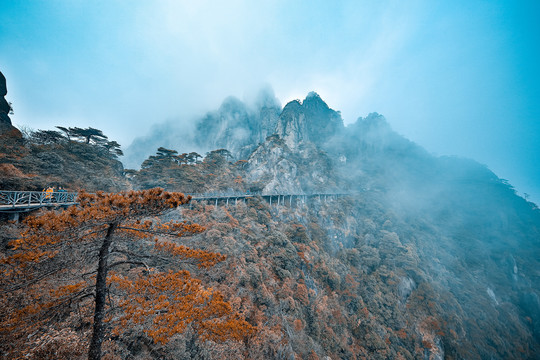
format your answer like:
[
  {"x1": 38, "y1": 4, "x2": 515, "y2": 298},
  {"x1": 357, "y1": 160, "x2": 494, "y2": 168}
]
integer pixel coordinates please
[{"x1": 275, "y1": 92, "x2": 343, "y2": 150}]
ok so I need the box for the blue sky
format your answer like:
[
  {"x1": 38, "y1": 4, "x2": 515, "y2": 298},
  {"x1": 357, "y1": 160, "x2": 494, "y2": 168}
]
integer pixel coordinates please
[{"x1": 1, "y1": 0, "x2": 539, "y2": 202}]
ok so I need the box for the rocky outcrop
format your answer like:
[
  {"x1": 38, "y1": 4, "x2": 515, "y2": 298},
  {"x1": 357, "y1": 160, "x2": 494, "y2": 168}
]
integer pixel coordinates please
[
  {"x1": 124, "y1": 90, "x2": 345, "y2": 167},
  {"x1": 0, "y1": 72, "x2": 8, "y2": 102},
  {"x1": 192, "y1": 91, "x2": 351, "y2": 194},
  {"x1": 245, "y1": 135, "x2": 303, "y2": 194},
  {"x1": 194, "y1": 91, "x2": 343, "y2": 157},
  {"x1": 276, "y1": 92, "x2": 343, "y2": 150},
  {"x1": 194, "y1": 89, "x2": 281, "y2": 159},
  {"x1": 258, "y1": 104, "x2": 280, "y2": 144},
  {"x1": 195, "y1": 96, "x2": 253, "y2": 157},
  {"x1": 0, "y1": 71, "x2": 21, "y2": 137},
  {"x1": 245, "y1": 134, "x2": 340, "y2": 194}
]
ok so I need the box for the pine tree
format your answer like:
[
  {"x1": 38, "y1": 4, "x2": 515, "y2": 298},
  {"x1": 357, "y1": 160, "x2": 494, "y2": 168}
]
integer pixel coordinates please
[
  {"x1": 0, "y1": 188, "x2": 254, "y2": 359},
  {"x1": 69, "y1": 127, "x2": 108, "y2": 144}
]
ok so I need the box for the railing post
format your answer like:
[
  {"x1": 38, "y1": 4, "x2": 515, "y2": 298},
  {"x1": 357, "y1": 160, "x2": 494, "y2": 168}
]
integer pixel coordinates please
[{"x1": 10, "y1": 212, "x2": 19, "y2": 222}]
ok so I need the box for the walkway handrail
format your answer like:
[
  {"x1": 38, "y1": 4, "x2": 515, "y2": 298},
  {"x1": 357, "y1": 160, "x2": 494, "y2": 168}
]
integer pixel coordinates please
[
  {"x1": 0, "y1": 190, "x2": 78, "y2": 207},
  {"x1": 0, "y1": 190, "x2": 353, "y2": 212},
  {"x1": 188, "y1": 192, "x2": 349, "y2": 199}
]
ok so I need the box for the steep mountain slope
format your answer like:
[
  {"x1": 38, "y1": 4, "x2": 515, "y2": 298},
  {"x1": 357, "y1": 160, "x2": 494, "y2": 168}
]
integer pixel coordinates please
[
  {"x1": 194, "y1": 92, "x2": 281, "y2": 159},
  {"x1": 0, "y1": 129, "x2": 127, "y2": 192},
  {"x1": 124, "y1": 92, "x2": 540, "y2": 359}
]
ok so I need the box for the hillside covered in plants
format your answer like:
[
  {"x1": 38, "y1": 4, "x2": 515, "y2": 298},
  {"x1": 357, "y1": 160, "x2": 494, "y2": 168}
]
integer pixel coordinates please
[{"x1": 0, "y1": 125, "x2": 126, "y2": 192}]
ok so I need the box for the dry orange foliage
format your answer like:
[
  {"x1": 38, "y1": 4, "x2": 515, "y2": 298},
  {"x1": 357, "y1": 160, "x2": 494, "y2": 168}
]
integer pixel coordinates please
[
  {"x1": 110, "y1": 270, "x2": 253, "y2": 344},
  {"x1": 293, "y1": 319, "x2": 304, "y2": 332},
  {"x1": 396, "y1": 328, "x2": 408, "y2": 339},
  {"x1": 0, "y1": 188, "x2": 254, "y2": 360},
  {"x1": 295, "y1": 282, "x2": 309, "y2": 306}
]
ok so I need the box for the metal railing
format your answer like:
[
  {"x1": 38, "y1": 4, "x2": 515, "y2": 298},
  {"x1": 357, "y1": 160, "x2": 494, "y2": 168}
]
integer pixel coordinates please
[
  {"x1": 0, "y1": 190, "x2": 354, "y2": 212},
  {"x1": 188, "y1": 192, "x2": 350, "y2": 208},
  {"x1": 0, "y1": 190, "x2": 78, "y2": 211},
  {"x1": 188, "y1": 191, "x2": 348, "y2": 199}
]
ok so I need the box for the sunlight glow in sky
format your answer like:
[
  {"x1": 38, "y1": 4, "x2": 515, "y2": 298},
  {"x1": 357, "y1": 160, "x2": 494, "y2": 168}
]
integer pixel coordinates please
[{"x1": 1, "y1": 0, "x2": 539, "y2": 202}]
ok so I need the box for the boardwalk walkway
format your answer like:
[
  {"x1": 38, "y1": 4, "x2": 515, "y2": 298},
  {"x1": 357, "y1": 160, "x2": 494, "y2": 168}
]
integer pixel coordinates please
[
  {"x1": 0, "y1": 190, "x2": 349, "y2": 216},
  {"x1": 188, "y1": 192, "x2": 348, "y2": 207},
  {"x1": 0, "y1": 190, "x2": 78, "y2": 212}
]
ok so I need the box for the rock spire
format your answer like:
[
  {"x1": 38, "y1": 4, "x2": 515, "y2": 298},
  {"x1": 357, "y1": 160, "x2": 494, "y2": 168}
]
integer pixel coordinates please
[{"x1": 0, "y1": 71, "x2": 21, "y2": 137}]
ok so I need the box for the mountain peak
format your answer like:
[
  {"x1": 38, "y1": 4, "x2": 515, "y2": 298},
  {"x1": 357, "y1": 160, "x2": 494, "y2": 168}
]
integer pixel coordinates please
[
  {"x1": 276, "y1": 92, "x2": 343, "y2": 149},
  {"x1": 305, "y1": 91, "x2": 321, "y2": 100}
]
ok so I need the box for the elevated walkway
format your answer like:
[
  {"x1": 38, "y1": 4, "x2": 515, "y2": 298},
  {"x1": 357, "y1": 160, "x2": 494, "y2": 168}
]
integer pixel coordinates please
[
  {"x1": 0, "y1": 190, "x2": 352, "y2": 220},
  {"x1": 189, "y1": 192, "x2": 348, "y2": 207},
  {"x1": 0, "y1": 190, "x2": 78, "y2": 213}
]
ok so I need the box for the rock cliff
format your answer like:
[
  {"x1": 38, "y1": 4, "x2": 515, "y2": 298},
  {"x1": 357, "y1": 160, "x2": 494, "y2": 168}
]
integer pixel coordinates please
[
  {"x1": 0, "y1": 71, "x2": 21, "y2": 137},
  {"x1": 124, "y1": 90, "x2": 343, "y2": 167},
  {"x1": 244, "y1": 134, "x2": 339, "y2": 194},
  {"x1": 194, "y1": 94, "x2": 280, "y2": 159},
  {"x1": 276, "y1": 92, "x2": 343, "y2": 150},
  {"x1": 194, "y1": 90, "x2": 343, "y2": 158}
]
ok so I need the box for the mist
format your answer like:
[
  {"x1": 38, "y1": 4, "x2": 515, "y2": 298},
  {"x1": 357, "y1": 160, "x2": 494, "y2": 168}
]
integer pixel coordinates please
[{"x1": 1, "y1": 1, "x2": 538, "y2": 200}]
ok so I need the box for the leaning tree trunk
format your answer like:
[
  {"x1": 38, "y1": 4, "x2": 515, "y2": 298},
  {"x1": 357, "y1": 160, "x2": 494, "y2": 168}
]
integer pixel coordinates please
[{"x1": 88, "y1": 223, "x2": 117, "y2": 360}]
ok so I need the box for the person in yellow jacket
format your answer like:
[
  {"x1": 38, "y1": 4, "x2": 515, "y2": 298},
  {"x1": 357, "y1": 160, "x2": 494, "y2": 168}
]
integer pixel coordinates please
[{"x1": 45, "y1": 186, "x2": 54, "y2": 202}]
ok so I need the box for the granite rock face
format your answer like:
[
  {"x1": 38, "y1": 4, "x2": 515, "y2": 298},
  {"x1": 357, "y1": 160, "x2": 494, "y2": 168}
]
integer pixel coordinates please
[
  {"x1": 244, "y1": 135, "x2": 303, "y2": 194},
  {"x1": 245, "y1": 134, "x2": 339, "y2": 194},
  {"x1": 0, "y1": 71, "x2": 12, "y2": 127},
  {"x1": 164, "y1": 91, "x2": 345, "y2": 194}
]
